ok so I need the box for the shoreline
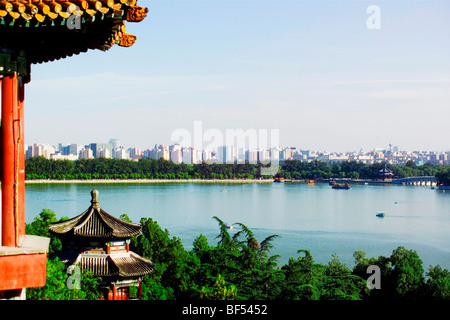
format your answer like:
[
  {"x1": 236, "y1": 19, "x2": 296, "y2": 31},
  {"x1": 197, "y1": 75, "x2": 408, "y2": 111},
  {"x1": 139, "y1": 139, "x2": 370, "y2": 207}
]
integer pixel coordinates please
[{"x1": 24, "y1": 179, "x2": 274, "y2": 184}]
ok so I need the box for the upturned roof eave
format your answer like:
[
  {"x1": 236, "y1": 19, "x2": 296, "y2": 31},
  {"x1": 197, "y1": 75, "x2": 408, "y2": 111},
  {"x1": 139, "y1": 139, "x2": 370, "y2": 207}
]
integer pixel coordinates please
[{"x1": 48, "y1": 190, "x2": 142, "y2": 239}]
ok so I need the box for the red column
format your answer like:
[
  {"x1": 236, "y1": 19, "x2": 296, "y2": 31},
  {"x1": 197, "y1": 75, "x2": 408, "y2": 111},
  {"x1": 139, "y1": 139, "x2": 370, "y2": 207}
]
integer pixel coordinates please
[
  {"x1": 1, "y1": 72, "x2": 24, "y2": 247},
  {"x1": 18, "y1": 82, "x2": 25, "y2": 239}
]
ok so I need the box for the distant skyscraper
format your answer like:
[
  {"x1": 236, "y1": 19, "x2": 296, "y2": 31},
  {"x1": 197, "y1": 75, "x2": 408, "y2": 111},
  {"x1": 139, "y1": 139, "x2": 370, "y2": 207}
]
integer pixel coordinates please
[
  {"x1": 170, "y1": 149, "x2": 182, "y2": 164},
  {"x1": 90, "y1": 142, "x2": 113, "y2": 158},
  {"x1": 181, "y1": 148, "x2": 192, "y2": 164},
  {"x1": 112, "y1": 147, "x2": 129, "y2": 159},
  {"x1": 217, "y1": 146, "x2": 236, "y2": 164},
  {"x1": 79, "y1": 148, "x2": 93, "y2": 159},
  {"x1": 217, "y1": 146, "x2": 226, "y2": 164},
  {"x1": 69, "y1": 143, "x2": 78, "y2": 155},
  {"x1": 109, "y1": 139, "x2": 120, "y2": 150}
]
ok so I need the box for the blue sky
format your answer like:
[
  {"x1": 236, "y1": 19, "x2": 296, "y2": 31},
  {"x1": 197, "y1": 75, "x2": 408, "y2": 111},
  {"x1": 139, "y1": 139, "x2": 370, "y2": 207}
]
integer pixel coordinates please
[{"x1": 25, "y1": 0, "x2": 450, "y2": 152}]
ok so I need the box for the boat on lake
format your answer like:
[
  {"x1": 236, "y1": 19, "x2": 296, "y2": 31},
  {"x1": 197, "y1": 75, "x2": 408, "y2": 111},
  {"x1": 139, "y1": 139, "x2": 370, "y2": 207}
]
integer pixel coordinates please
[
  {"x1": 332, "y1": 183, "x2": 350, "y2": 190},
  {"x1": 274, "y1": 177, "x2": 284, "y2": 183},
  {"x1": 376, "y1": 212, "x2": 385, "y2": 218}
]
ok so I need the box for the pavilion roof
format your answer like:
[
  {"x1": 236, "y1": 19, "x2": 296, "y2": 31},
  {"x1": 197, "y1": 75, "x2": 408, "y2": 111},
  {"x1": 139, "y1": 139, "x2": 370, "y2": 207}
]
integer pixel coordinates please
[
  {"x1": 49, "y1": 189, "x2": 142, "y2": 239},
  {"x1": 75, "y1": 251, "x2": 154, "y2": 277},
  {"x1": 379, "y1": 165, "x2": 394, "y2": 174},
  {"x1": 0, "y1": 0, "x2": 149, "y2": 82}
]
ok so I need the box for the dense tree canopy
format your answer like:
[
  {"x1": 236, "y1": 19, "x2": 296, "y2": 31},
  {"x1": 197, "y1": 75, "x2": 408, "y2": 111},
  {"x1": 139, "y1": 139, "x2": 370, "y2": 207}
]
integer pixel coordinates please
[
  {"x1": 436, "y1": 167, "x2": 450, "y2": 186},
  {"x1": 25, "y1": 157, "x2": 450, "y2": 181},
  {"x1": 25, "y1": 209, "x2": 450, "y2": 300},
  {"x1": 25, "y1": 157, "x2": 261, "y2": 180},
  {"x1": 26, "y1": 209, "x2": 102, "y2": 300}
]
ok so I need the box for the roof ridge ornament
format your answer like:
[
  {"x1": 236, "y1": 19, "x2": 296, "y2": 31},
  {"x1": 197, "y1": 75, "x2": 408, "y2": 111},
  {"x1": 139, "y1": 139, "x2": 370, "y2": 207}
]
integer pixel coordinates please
[{"x1": 91, "y1": 189, "x2": 100, "y2": 208}]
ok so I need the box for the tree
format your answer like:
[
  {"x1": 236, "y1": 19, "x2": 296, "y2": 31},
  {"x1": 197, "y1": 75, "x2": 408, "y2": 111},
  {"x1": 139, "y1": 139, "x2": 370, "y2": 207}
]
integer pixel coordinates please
[
  {"x1": 200, "y1": 274, "x2": 237, "y2": 300},
  {"x1": 130, "y1": 217, "x2": 200, "y2": 299},
  {"x1": 24, "y1": 206, "x2": 450, "y2": 301},
  {"x1": 27, "y1": 258, "x2": 101, "y2": 300},
  {"x1": 280, "y1": 250, "x2": 321, "y2": 300},
  {"x1": 25, "y1": 208, "x2": 68, "y2": 254},
  {"x1": 353, "y1": 247, "x2": 427, "y2": 300},
  {"x1": 425, "y1": 265, "x2": 450, "y2": 300},
  {"x1": 436, "y1": 168, "x2": 450, "y2": 186},
  {"x1": 321, "y1": 253, "x2": 366, "y2": 300},
  {"x1": 205, "y1": 217, "x2": 282, "y2": 300},
  {"x1": 389, "y1": 246, "x2": 425, "y2": 299}
]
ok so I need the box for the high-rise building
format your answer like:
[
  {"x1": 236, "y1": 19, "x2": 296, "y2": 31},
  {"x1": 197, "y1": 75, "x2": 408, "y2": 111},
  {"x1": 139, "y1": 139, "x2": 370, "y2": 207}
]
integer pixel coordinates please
[
  {"x1": 79, "y1": 148, "x2": 93, "y2": 159},
  {"x1": 113, "y1": 147, "x2": 130, "y2": 159},
  {"x1": 130, "y1": 148, "x2": 142, "y2": 159},
  {"x1": 202, "y1": 150, "x2": 213, "y2": 163},
  {"x1": 192, "y1": 149, "x2": 202, "y2": 164},
  {"x1": 109, "y1": 139, "x2": 120, "y2": 150},
  {"x1": 217, "y1": 146, "x2": 226, "y2": 164},
  {"x1": 160, "y1": 145, "x2": 169, "y2": 161},
  {"x1": 181, "y1": 148, "x2": 192, "y2": 164},
  {"x1": 90, "y1": 143, "x2": 113, "y2": 158},
  {"x1": 170, "y1": 145, "x2": 182, "y2": 164},
  {"x1": 99, "y1": 149, "x2": 111, "y2": 158},
  {"x1": 245, "y1": 149, "x2": 259, "y2": 164},
  {"x1": 69, "y1": 143, "x2": 78, "y2": 155},
  {"x1": 217, "y1": 145, "x2": 236, "y2": 164},
  {"x1": 26, "y1": 145, "x2": 34, "y2": 159}
]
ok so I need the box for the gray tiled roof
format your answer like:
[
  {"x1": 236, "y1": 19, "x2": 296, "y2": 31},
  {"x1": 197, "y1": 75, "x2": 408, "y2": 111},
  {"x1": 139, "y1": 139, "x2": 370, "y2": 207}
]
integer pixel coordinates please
[
  {"x1": 74, "y1": 252, "x2": 154, "y2": 277},
  {"x1": 48, "y1": 189, "x2": 142, "y2": 239}
]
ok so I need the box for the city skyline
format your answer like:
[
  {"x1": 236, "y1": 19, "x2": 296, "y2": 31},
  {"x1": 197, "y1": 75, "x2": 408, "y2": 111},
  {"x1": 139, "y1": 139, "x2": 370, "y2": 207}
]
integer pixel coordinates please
[
  {"x1": 26, "y1": 138, "x2": 450, "y2": 167},
  {"x1": 26, "y1": 138, "x2": 450, "y2": 154},
  {"x1": 21, "y1": 1, "x2": 450, "y2": 152}
]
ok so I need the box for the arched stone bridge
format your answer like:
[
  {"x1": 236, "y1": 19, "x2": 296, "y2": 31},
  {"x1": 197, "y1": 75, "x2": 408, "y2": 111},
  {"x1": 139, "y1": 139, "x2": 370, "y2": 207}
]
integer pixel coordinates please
[{"x1": 392, "y1": 176, "x2": 437, "y2": 186}]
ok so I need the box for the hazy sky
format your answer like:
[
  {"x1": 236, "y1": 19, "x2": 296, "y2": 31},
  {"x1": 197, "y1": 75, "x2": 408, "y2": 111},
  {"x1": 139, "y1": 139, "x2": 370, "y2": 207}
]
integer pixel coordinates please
[{"x1": 23, "y1": 0, "x2": 450, "y2": 152}]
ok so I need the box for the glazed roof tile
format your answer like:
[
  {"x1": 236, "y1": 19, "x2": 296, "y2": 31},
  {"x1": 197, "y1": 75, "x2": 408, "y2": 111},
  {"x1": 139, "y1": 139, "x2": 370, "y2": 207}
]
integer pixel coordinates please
[{"x1": 0, "y1": 0, "x2": 148, "y2": 82}]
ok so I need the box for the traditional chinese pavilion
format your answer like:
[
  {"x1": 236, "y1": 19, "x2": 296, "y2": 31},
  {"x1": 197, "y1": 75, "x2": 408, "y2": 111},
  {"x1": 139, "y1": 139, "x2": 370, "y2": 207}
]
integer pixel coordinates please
[
  {"x1": 49, "y1": 189, "x2": 154, "y2": 300},
  {"x1": 0, "y1": 0, "x2": 148, "y2": 299},
  {"x1": 378, "y1": 164, "x2": 394, "y2": 180}
]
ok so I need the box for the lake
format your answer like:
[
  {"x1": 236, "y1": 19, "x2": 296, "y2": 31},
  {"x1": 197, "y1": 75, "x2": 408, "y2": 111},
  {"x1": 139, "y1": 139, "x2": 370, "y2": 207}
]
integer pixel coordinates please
[{"x1": 25, "y1": 181, "x2": 450, "y2": 270}]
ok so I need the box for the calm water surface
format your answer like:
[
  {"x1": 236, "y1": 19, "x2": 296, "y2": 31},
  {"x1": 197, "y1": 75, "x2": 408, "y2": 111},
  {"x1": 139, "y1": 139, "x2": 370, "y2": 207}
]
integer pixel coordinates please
[{"x1": 25, "y1": 182, "x2": 450, "y2": 269}]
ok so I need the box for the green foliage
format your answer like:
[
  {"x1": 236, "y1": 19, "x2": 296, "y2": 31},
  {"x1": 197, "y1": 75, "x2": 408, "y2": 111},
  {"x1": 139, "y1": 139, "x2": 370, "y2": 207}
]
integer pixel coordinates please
[
  {"x1": 25, "y1": 157, "x2": 265, "y2": 180},
  {"x1": 436, "y1": 167, "x2": 450, "y2": 186},
  {"x1": 27, "y1": 258, "x2": 102, "y2": 300},
  {"x1": 131, "y1": 217, "x2": 201, "y2": 299},
  {"x1": 26, "y1": 157, "x2": 450, "y2": 182},
  {"x1": 280, "y1": 250, "x2": 321, "y2": 300},
  {"x1": 25, "y1": 208, "x2": 69, "y2": 254},
  {"x1": 425, "y1": 265, "x2": 450, "y2": 300},
  {"x1": 26, "y1": 209, "x2": 450, "y2": 301},
  {"x1": 353, "y1": 247, "x2": 428, "y2": 300},
  {"x1": 200, "y1": 275, "x2": 237, "y2": 300},
  {"x1": 321, "y1": 254, "x2": 367, "y2": 300},
  {"x1": 280, "y1": 160, "x2": 448, "y2": 180}
]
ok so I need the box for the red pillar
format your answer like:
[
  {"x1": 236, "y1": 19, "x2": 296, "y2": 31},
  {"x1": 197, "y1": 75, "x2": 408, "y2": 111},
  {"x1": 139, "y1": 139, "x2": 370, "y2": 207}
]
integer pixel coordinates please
[
  {"x1": 1, "y1": 72, "x2": 25, "y2": 247},
  {"x1": 18, "y1": 81, "x2": 25, "y2": 239}
]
